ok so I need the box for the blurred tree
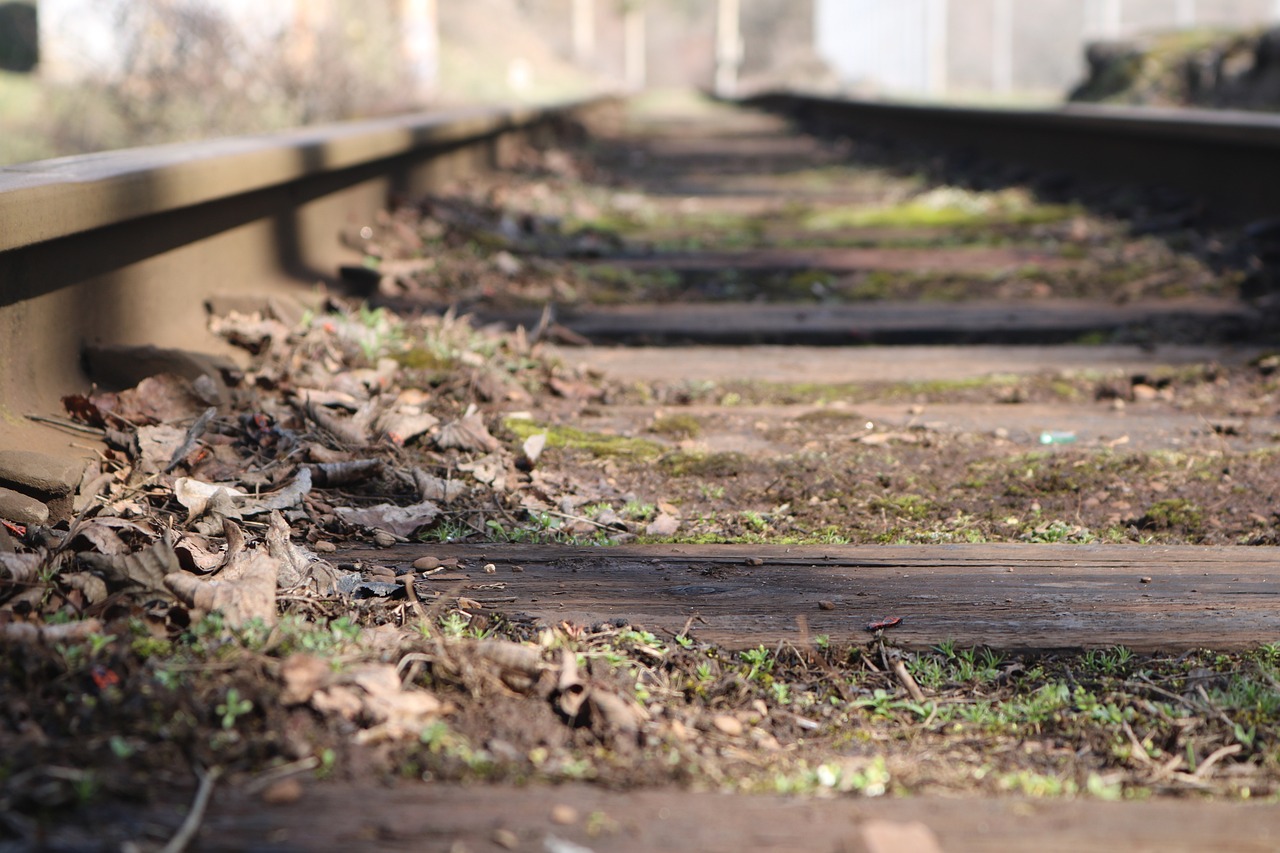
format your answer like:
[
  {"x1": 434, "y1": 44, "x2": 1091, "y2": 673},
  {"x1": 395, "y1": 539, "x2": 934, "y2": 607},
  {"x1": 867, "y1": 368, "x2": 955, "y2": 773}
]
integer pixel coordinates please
[{"x1": 0, "y1": 2, "x2": 37, "y2": 72}]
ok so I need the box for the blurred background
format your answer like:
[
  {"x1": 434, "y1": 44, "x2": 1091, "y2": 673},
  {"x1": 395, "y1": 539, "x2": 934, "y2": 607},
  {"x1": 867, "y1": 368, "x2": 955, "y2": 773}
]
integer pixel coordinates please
[{"x1": 5, "y1": 0, "x2": 1280, "y2": 165}]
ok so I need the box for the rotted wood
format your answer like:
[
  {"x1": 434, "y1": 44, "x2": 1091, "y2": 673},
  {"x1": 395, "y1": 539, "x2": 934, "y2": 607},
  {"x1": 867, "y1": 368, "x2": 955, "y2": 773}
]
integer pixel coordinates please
[{"x1": 343, "y1": 543, "x2": 1280, "y2": 652}]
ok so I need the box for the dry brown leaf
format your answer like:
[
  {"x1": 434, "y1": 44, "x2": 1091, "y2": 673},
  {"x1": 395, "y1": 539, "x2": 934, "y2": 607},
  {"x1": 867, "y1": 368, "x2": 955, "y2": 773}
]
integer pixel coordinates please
[
  {"x1": 266, "y1": 511, "x2": 348, "y2": 593},
  {"x1": 413, "y1": 470, "x2": 467, "y2": 504},
  {"x1": 68, "y1": 521, "x2": 131, "y2": 556},
  {"x1": 135, "y1": 424, "x2": 188, "y2": 474},
  {"x1": 522, "y1": 432, "x2": 547, "y2": 465},
  {"x1": 458, "y1": 453, "x2": 506, "y2": 491},
  {"x1": 62, "y1": 572, "x2": 109, "y2": 605},
  {"x1": 173, "y1": 533, "x2": 225, "y2": 573},
  {"x1": 97, "y1": 374, "x2": 206, "y2": 426},
  {"x1": 589, "y1": 690, "x2": 646, "y2": 736},
  {"x1": 375, "y1": 409, "x2": 439, "y2": 446},
  {"x1": 0, "y1": 552, "x2": 42, "y2": 584},
  {"x1": 334, "y1": 501, "x2": 440, "y2": 539},
  {"x1": 174, "y1": 469, "x2": 312, "y2": 521},
  {"x1": 308, "y1": 459, "x2": 382, "y2": 488},
  {"x1": 280, "y1": 654, "x2": 331, "y2": 705},
  {"x1": 164, "y1": 550, "x2": 278, "y2": 628},
  {"x1": 174, "y1": 478, "x2": 247, "y2": 522},
  {"x1": 105, "y1": 534, "x2": 179, "y2": 595},
  {"x1": 556, "y1": 647, "x2": 587, "y2": 719},
  {"x1": 347, "y1": 664, "x2": 444, "y2": 742},
  {"x1": 435, "y1": 413, "x2": 500, "y2": 453},
  {"x1": 645, "y1": 513, "x2": 681, "y2": 537}
]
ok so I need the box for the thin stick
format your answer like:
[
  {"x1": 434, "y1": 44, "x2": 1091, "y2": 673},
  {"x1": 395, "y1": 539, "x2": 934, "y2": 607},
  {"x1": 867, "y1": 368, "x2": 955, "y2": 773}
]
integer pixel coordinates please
[
  {"x1": 161, "y1": 765, "x2": 221, "y2": 853},
  {"x1": 25, "y1": 413, "x2": 106, "y2": 436}
]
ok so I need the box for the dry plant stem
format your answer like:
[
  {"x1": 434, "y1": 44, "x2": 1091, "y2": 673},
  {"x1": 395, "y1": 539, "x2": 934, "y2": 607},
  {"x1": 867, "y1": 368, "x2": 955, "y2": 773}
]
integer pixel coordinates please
[
  {"x1": 25, "y1": 413, "x2": 107, "y2": 437},
  {"x1": 399, "y1": 575, "x2": 427, "y2": 621},
  {"x1": 241, "y1": 756, "x2": 320, "y2": 795},
  {"x1": 892, "y1": 656, "x2": 927, "y2": 704},
  {"x1": 160, "y1": 765, "x2": 221, "y2": 853},
  {"x1": 1192, "y1": 743, "x2": 1243, "y2": 780}
]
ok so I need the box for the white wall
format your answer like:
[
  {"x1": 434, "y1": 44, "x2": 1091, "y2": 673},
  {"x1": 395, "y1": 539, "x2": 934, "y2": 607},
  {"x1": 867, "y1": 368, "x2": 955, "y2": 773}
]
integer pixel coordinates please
[{"x1": 816, "y1": 0, "x2": 1280, "y2": 98}]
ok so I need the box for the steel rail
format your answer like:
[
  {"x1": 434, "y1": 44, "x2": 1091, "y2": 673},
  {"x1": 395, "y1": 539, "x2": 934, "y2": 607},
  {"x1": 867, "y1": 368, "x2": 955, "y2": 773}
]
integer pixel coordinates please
[
  {"x1": 0, "y1": 96, "x2": 615, "y2": 450},
  {"x1": 745, "y1": 92, "x2": 1280, "y2": 223}
]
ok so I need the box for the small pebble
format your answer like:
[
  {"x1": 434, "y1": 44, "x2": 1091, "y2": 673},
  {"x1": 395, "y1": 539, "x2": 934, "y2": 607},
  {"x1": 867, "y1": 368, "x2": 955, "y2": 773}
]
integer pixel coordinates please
[
  {"x1": 484, "y1": 563, "x2": 497, "y2": 574},
  {"x1": 372, "y1": 530, "x2": 396, "y2": 548},
  {"x1": 261, "y1": 777, "x2": 304, "y2": 806},
  {"x1": 313, "y1": 540, "x2": 337, "y2": 553},
  {"x1": 745, "y1": 557, "x2": 764, "y2": 566},
  {"x1": 413, "y1": 556, "x2": 442, "y2": 570},
  {"x1": 491, "y1": 828, "x2": 519, "y2": 850},
  {"x1": 550, "y1": 804, "x2": 579, "y2": 825},
  {"x1": 1140, "y1": 576, "x2": 1153, "y2": 584},
  {"x1": 511, "y1": 565, "x2": 525, "y2": 573},
  {"x1": 818, "y1": 600, "x2": 836, "y2": 611},
  {"x1": 712, "y1": 714, "x2": 744, "y2": 736}
]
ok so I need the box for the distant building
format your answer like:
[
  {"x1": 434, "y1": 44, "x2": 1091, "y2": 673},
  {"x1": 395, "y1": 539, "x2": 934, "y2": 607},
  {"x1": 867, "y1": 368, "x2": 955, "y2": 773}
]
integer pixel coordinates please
[{"x1": 815, "y1": 0, "x2": 1280, "y2": 99}]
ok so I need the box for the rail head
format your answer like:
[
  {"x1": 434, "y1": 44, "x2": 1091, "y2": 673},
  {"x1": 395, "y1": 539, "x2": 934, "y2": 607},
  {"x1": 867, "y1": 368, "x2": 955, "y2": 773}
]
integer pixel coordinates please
[
  {"x1": 0, "y1": 97, "x2": 614, "y2": 255},
  {"x1": 744, "y1": 91, "x2": 1280, "y2": 221}
]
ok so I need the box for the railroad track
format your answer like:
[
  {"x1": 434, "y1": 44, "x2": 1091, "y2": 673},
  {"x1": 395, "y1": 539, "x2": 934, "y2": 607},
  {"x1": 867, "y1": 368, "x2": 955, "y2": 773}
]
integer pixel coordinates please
[{"x1": 3, "y1": 91, "x2": 1280, "y2": 850}]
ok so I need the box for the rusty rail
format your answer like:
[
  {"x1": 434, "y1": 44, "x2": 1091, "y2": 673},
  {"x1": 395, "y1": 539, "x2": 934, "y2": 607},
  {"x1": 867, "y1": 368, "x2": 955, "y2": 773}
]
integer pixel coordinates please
[
  {"x1": 0, "y1": 96, "x2": 616, "y2": 441},
  {"x1": 746, "y1": 92, "x2": 1280, "y2": 222}
]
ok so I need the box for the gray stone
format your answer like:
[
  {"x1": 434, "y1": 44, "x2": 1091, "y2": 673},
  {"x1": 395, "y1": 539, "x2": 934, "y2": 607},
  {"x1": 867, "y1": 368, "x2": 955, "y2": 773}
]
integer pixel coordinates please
[
  {"x1": 0, "y1": 450, "x2": 87, "y2": 498},
  {"x1": 0, "y1": 487, "x2": 49, "y2": 526}
]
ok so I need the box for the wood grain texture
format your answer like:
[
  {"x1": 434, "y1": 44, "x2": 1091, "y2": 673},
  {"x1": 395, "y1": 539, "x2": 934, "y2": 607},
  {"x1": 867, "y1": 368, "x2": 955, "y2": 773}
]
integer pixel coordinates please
[{"x1": 346, "y1": 544, "x2": 1280, "y2": 651}]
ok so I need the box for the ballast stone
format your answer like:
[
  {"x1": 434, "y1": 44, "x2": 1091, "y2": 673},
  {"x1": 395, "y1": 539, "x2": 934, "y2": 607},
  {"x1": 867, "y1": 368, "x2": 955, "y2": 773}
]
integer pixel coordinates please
[
  {"x1": 0, "y1": 486, "x2": 49, "y2": 526},
  {"x1": 0, "y1": 450, "x2": 85, "y2": 498}
]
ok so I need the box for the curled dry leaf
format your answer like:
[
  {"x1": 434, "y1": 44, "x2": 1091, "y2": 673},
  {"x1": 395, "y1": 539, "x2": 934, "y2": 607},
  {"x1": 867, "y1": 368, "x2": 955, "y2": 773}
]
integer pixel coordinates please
[
  {"x1": 307, "y1": 459, "x2": 382, "y2": 488},
  {"x1": 413, "y1": 470, "x2": 467, "y2": 504},
  {"x1": 174, "y1": 468, "x2": 312, "y2": 521},
  {"x1": 458, "y1": 453, "x2": 506, "y2": 491},
  {"x1": 475, "y1": 639, "x2": 545, "y2": 677},
  {"x1": 134, "y1": 424, "x2": 189, "y2": 475},
  {"x1": 94, "y1": 534, "x2": 179, "y2": 596},
  {"x1": 376, "y1": 407, "x2": 440, "y2": 447},
  {"x1": 588, "y1": 689, "x2": 646, "y2": 737},
  {"x1": 0, "y1": 552, "x2": 42, "y2": 584},
  {"x1": 334, "y1": 501, "x2": 440, "y2": 539},
  {"x1": 164, "y1": 550, "x2": 278, "y2": 628},
  {"x1": 266, "y1": 511, "x2": 349, "y2": 594},
  {"x1": 305, "y1": 400, "x2": 373, "y2": 446},
  {"x1": 294, "y1": 661, "x2": 445, "y2": 743},
  {"x1": 556, "y1": 647, "x2": 588, "y2": 719},
  {"x1": 522, "y1": 432, "x2": 547, "y2": 466},
  {"x1": 174, "y1": 478, "x2": 247, "y2": 521},
  {"x1": 62, "y1": 572, "x2": 109, "y2": 605},
  {"x1": 645, "y1": 513, "x2": 681, "y2": 537},
  {"x1": 172, "y1": 533, "x2": 225, "y2": 573},
  {"x1": 435, "y1": 413, "x2": 500, "y2": 453}
]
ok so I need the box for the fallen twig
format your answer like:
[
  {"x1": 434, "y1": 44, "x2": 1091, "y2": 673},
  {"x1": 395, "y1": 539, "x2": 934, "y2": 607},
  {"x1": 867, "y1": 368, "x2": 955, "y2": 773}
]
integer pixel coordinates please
[{"x1": 160, "y1": 764, "x2": 221, "y2": 853}]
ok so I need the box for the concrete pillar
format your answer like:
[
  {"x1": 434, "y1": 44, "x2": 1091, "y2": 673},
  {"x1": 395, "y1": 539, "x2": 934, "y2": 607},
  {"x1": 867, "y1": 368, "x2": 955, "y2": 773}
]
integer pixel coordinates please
[
  {"x1": 1175, "y1": 0, "x2": 1195, "y2": 27},
  {"x1": 715, "y1": 0, "x2": 742, "y2": 98},
  {"x1": 1102, "y1": 0, "x2": 1123, "y2": 37},
  {"x1": 926, "y1": 0, "x2": 948, "y2": 98},
  {"x1": 399, "y1": 0, "x2": 438, "y2": 101},
  {"x1": 573, "y1": 0, "x2": 595, "y2": 65},
  {"x1": 993, "y1": 0, "x2": 1013, "y2": 94},
  {"x1": 624, "y1": 2, "x2": 645, "y2": 90}
]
